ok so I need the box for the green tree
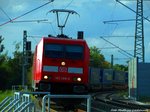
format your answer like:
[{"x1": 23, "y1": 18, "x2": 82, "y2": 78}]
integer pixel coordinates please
[
  {"x1": 11, "y1": 42, "x2": 33, "y2": 86},
  {"x1": 113, "y1": 64, "x2": 128, "y2": 71},
  {"x1": 0, "y1": 42, "x2": 33, "y2": 90},
  {"x1": 7, "y1": 42, "x2": 23, "y2": 86},
  {"x1": 0, "y1": 53, "x2": 12, "y2": 90},
  {"x1": 90, "y1": 46, "x2": 110, "y2": 68}
]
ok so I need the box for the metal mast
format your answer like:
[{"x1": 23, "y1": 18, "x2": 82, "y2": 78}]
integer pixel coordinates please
[
  {"x1": 134, "y1": 0, "x2": 144, "y2": 62},
  {"x1": 22, "y1": 30, "x2": 27, "y2": 86}
]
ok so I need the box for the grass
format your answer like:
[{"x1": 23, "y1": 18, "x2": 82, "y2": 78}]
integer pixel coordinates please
[
  {"x1": 117, "y1": 91, "x2": 150, "y2": 104},
  {"x1": 138, "y1": 96, "x2": 150, "y2": 104},
  {"x1": 0, "y1": 90, "x2": 13, "y2": 102},
  {"x1": 117, "y1": 90, "x2": 128, "y2": 98}
]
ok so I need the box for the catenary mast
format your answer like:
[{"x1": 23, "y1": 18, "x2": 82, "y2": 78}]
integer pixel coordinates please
[{"x1": 134, "y1": 0, "x2": 144, "y2": 62}]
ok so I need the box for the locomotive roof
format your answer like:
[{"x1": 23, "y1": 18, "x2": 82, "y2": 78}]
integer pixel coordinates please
[{"x1": 41, "y1": 37, "x2": 87, "y2": 43}]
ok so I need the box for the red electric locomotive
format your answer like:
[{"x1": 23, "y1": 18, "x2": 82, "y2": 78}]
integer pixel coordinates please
[{"x1": 32, "y1": 35, "x2": 90, "y2": 94}]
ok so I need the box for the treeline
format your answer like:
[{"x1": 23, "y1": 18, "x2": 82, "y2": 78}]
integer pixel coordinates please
[
  {"x1": 90, "y1": 46, "x2": 128, "y2": 71},
  {"x1": 0, "y1": 45, "x2": 127, "y2": 90},
  {"x1": 0, "y1": 43, "x2": 32, "y2": 90}
]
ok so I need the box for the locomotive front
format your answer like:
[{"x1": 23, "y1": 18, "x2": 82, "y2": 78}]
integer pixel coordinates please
[{"x1": 32, "y1": 37, "x2": 90, "y2": 94}]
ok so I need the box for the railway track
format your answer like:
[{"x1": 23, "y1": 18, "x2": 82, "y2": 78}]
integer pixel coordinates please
[
  {"x1": 38, "y1": 97, "x2": 87, "y2": 112},
  {"x1": 35, "y1": 91, "x2": 150, "y2": 112},
  {"x1": 93, "y1": 91, "x2": 150, "y2": 112}
]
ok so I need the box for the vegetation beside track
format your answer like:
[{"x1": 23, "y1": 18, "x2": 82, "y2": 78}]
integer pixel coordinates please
[
  {"x1": 116, "y1": 91, "x2": 150, "y2": 104},
  {"x1": 0, "y1": 90, "x2": 13, "y2": 102},
  {"x1": 139, "y1": 96, "x2": 150, "y2": 104},
  {"x1": 117, "y1": 90, "x2": 128, "y2": 98}
]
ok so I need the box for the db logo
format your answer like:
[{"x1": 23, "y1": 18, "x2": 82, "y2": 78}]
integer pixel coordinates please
[{"x1": 59, "y1": 67, "x2": 67, "y2": 72}]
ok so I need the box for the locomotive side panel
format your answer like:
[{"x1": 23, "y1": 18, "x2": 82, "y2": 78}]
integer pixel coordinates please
[
  {"x1": 32, "y1": 38, "x2": 44, "y2": 90},
  {"x1": 36, "y1": 38, "x2": 44, "y2": 81}
]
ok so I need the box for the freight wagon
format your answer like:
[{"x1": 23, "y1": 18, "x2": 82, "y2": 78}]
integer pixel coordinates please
[
  {"x1": 102, "y1": 69, "x2": 113, "y2": 90},
  {"x1": 89, "y1": 68, "x2": 102, "y2": 90},
  {"x1": 113, "y1": 71, "x2": 128, "y2": 89},
  {"x1": 89, "y1": 68, "x2": 128, "y2": 91}
]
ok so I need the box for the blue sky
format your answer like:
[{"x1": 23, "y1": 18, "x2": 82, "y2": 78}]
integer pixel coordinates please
[{"x1": 0, "y1": 0, "x2": 150, "y2": 65}]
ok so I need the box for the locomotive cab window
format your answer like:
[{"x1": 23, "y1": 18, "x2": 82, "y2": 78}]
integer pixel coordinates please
[
  {"x1": 65, "y1": 45, "x2": 83, "y2": 60},
  {"x1": 44, "y1": 44, "x2": 64, "y2": 58},
  {"x1": 44, "y1": 44, "x2": 84, "y2": 59}
]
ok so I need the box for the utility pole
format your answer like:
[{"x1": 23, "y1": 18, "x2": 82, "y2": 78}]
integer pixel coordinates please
[
  {"x1": 134, "y1": 0, "x2": 144, "y2": 62},
  {"x1": 111, "y1": 54, "x2": 114, "y2": 68},
  {"x1": 22, "y1": 30, "x2": 27, "y2": 86},
  {"x1": 22, "y1": 30, "x2": 32, "y2": 86}
]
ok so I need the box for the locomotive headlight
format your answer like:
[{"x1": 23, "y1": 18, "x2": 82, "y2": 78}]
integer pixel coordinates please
[
  {"x1": 44, "y1": 75, "x2": 48, "y2": 79},
  {"x1": 73, "y1": 77, "x2": 82, "y2": 82},
  {"x1": 77, "y1": 77, "x2": 82, "y2": 82},
  {"x1": 61, "y1": 61, "x2": 66, "y2": 66}
]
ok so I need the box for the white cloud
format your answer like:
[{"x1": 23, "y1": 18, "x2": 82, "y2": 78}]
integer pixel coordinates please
[
  {"x1": 12, "y1": 4, "x2": 25, "y2": 12},
  {"x1": 0, "y1": 0, "x2": 27, "y2": 11}
]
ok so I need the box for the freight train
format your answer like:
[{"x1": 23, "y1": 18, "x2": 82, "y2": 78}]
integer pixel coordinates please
[
  {"x1": 89, "y1": 68, "x2": 128, "y2": 91},
  {"x1": 32, "y1": 33, "x2": 128, "y2": 94}
]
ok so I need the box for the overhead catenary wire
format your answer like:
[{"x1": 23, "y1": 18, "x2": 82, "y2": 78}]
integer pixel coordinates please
[
  {"x1": 100, "y1": 36, "x2": 134, "y2": 57},
  {"x1": 116, "y1": 0, "x2": 150, "y2": 23},
  {"x1": 0, "y1": 0, "x2": 54, "y2": 27},
  {"x1": 103, "y1": 19, "x2": 136, "y2": 24},
  {"x1": 28, "y1": 35, "x2": 45, "y2": 38},
  {"x1": 118, "y1": 50, "x2": 132, "y2": 58},
  {"x1": 62, "y1": 0, "x2": 75, "y2": 25},
  {"x1": 64, "y1": 0, "x2": 74, "y2": 9},
  {"x1": 47, "y1": 9, "x2": 79, "y2": 35},
  {"x1": 46, "y1": 0, "x2": 75, "y2": 35},
  {"x1": 102, "y1": 1, "x2": 118, "y2": 35},
  {"x1": 100, "y1": 47, "x2": 117, "y2": 49},
  {"x1": 99, "y1": 35, "x2": 134, "y2": 38},
  {"x1": 28, "y1": 36, "x2": 39, "y2": 44},
  {"x1": 113, "y1": 57, "x2": 130, "y2": 60},
  {"x1": 0, "y1": 7, "x2": 12, "y2": 21},
  {"x1": 101, "y1": 1, "x2": 119, "y2": 49},
  {"x1": 50, "y1": 23, "x2": 57, "y2": 35},
  {"x1": 11, "y1": 19, "x2": 48, "y2": 23}
]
